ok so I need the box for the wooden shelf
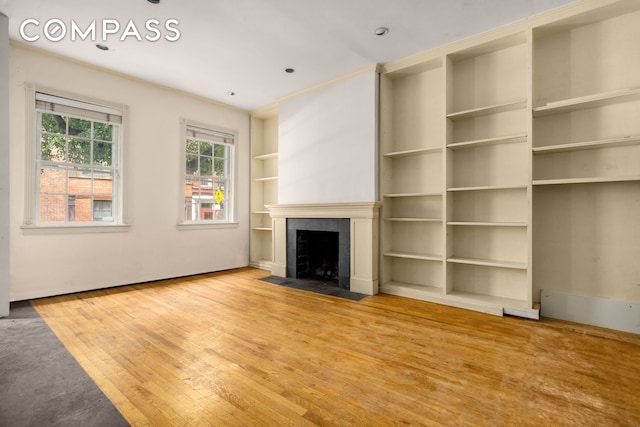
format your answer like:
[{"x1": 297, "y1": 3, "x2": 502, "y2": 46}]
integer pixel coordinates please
[
  {"x1": 533, "y1": 135, "x2": 640, "y2": 154},
  {"x1": 447, "y1": 221, "x2": 527, "y2": 228},
  {"x1": 385, "y1": 217, "x2": 442, "y2": 222},
  {"x1": 253, "y1": 152, "x2": 278, "y2": 161},
  {"x1": 447, "y1": 256, "x2": 527, "y2": 270},
  {"x1": 384, "y1": 147, "x2": 442, "y2": 158},
  {"x1": 533, "y1": 176, "x2": 640, "y2": 186},
  {"x1": 384, "y1": 192, "x2": 442, "y2": 198},
  {"x1": 447, "y1": 133, "x2": 527, "y2": 150},
  {"x1": 447, "y1": 100, "x2": 527, "y2": 121},
  {"x1": 447, "y1": 185, "x2": 527, "y2": 192},
  {"x1": 253, "y1": 176, "x2": 278, "y2": 182},
  {"x1": 533, "y1": 88, "x2": 640, "y2": 117},
  {"x1": 384, "y1": 251, "x2": 442, "y2": 262}
]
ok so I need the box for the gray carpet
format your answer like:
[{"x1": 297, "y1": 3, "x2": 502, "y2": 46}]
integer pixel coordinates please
[
  {"x1": 0, "y1": 301, "x2": 129, "y2": 427},
  {"x1": 260, "y1": 275, "x2": 368, "y2": 301}
]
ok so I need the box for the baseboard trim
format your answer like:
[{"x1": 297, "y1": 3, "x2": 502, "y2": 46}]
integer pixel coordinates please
[{"x1": 541, "y1": 290, "x2": 640, "y2": 334}]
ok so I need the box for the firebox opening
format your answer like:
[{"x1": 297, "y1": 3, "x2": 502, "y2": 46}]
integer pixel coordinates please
[{"x1": 296, "y1": 230, "x2": 339, "y2": 284}]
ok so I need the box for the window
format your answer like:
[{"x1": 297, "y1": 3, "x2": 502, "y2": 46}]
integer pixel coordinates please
[
  {"x1": 31, "y1": 91, "x2": 123, "y2": 227},
  {"x1": 183, "y1": 122, "x2": 235, "y2": 223}
]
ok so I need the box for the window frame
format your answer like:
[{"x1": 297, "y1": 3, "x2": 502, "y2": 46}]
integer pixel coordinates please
[
  {"x1": 22, "y1": 82, "x2": 129, "y2": 234},
  {"x1": 178, "y1": 118, "x2": 238, "y2": 230}
]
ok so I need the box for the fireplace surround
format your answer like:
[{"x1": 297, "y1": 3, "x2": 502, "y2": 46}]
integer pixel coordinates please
[{"x1": 268, "y1": 202, "x2": 380, "y2": 295}]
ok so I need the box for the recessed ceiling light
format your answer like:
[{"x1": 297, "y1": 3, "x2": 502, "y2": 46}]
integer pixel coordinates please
[
  {"x1": 285, "y1": 68, "x2": 295, "y2": 74},
  {"x1": 227, "y1": 91, "x2": 235, "y2": 96},
  {"x1": 374, "y1": 27, "x2": 389, "y2": 36},
  {"x1": 147, "y1": 0, "x2": 160, "y2": 4},
  {"x1": 96, "y1": 44, "x2": 109, "y2": 51}
]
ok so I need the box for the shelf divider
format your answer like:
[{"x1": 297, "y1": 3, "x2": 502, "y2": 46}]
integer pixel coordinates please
[
  {"x1": 447, "y1": 100, "x2": 527, "y2": 121},
  {"x1": 533, "y1": 135, "x2": 640, "y2": 154},
  {"x1": 533, "y1": 176, "x2": 640, "y2": 186},
  {"x1": 447, "y1": 256, "x2": 527, "y2": 270},
  {"x1": 384, "y1": 251, "x2": 442, "y2": 262},
  {"x1": 447, "y1": 221, "x2": 527, "y2": 227},
  {"x1": 384, "y1": 146, "x2": 443, "y2": 158},
  {"x1": 447, "y1": 133, "x2": 527, "y2": 150},
  {"x1": 533, "y1": 88, "x2": 640, "y2": 117}
]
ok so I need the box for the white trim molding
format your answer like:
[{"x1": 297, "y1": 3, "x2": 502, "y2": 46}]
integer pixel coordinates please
[{"x1": 267, "y1": 202, "x2": 381, "y2": 295}]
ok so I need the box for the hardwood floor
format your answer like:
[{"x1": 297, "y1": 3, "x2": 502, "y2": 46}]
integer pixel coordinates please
[{"x1": 32, "y1": 267, "x2": 640, "y2": 426}]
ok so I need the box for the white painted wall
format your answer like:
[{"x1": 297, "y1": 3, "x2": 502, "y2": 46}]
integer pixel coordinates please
[
  {"x1": 0, "y1": 14, "x2": 9, "y2": 316},
  {"x1": 278, "y1": 71, "x2": 378, "y2": 205},
  {"x1": 9, "y1": 44, "x2": 250, "y2": 301}
]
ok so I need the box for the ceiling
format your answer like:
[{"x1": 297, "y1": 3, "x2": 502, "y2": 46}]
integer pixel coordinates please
[{"x1": 0, "y1": 0, "x2": 577, "y2": 111}]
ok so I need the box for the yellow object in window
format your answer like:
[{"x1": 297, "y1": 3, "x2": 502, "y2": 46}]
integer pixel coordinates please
[{"x1": 214, "y1": 188, "x2": 224, "y2": 205}]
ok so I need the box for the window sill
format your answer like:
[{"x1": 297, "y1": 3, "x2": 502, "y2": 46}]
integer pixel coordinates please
[
  {"x1": 176, "y1": 221, "x2": 239, "y2": 231},
  {"x1": 21, "y1": 223, "x2": 131, "y2": 235}
]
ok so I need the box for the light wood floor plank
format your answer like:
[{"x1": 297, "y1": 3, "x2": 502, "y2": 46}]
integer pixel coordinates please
[{"x1": 31, "y1": 267, "x2": 640, "y2": 426}]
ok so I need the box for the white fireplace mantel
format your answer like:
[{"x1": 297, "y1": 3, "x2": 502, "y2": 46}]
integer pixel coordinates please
[{"x1": 267, "y1": 202, "x2": 381, "y2": 295}]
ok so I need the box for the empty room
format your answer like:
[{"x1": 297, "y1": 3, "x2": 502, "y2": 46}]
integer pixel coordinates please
[{"x1": 1, "y1": 0, "x2": 639, "y2": 425}]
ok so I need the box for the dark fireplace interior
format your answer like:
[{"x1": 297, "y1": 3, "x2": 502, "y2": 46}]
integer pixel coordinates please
[
  {"x1": 296, "y1": 230, "x2": 339, "y2": 282},
  {"x1": 286, "y1": 218, "x2": 350, "y2": 289}
]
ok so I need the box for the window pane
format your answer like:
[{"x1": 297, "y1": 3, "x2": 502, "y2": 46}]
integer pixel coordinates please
[
  {"x1": 68, "y1": 167, "x2": 92, "y2": 195},
  {"x1": 186, "y1": 154, "x2": 198, "y2": 176},
  {"x1": 201, "y1": 141, "x2": 212, "y2": 156},
  {"x1": 69, "y1": 195, "x2": 92, "y2": 223},
  {"x1": 41, "y1": 134, "x2": 66, "y2": 161},
  {"x1": 67, "y1": 117, "x2": 91, "y2": 138},
  {"x1": 214, "y1": 144, "x2": 226, "y2": 157},
  {"x1": 184, "y1": 178, "x2": 200, "y2": 221},
  {"x1": 68, "y1": 138, "x2": 91, "y2": 164},
  {"x1": 214, "y1": 159, "x2": 225, "y2": 177},
  {"x1": 94, "y1": 141, "x2": 113, "y2": 166},
  {"x1": 39, "y1": 194, "x2": 66, "y2": 223},
  {"x1": 41, "y1": 113, "x2": 66, "y2": 134},
  {"x1": 93, "y1": 122, "x2": 113, "y2": 142},
  {"x1": 93, "y1": 199, "x2": 113, "y2": 222},
  {"x1": 184, "y1": 178, "x2": 218, "y2": 221},
  {"x1": 39, "y1": 166, "x2": 67, "y2": 193},
  {"x1": 186, "y1": 139, "x2": 198, "y2": 154},
  {"x1": 93, "y1": 171, "x2": 113, "y2": 197},
  {"x1": 200, "y1": 156, "x2": 212, "y2": 176}
]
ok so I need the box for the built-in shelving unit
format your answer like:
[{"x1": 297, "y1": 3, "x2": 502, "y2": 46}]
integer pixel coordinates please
[
  {"x1": 379, "y1": 57, "x2": 446, "y2": 296},
  {"x1": 378, "y1": 0, "x2": 640, "y2": 322},
  {"x1": 379, "y1": 24, "x2": 536, "y2": 317},
  {"x1": 250, "y1": 105, "x2": 278, "y2": 269},
  {"x1": 531, "y1": 1, "x2": 640, "y2": 320},
  {"x1": 444, "y1": 32, "x2": 532, "y2": 316}
]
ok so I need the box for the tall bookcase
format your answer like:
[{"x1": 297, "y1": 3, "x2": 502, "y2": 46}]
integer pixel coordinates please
[
  {"x1": 531, "y1": 4, "x2": 640, "y2": 306},
  {"x1": 445, "y1": 33, "x2": 531, "y2": 316},
  {"x1": 379, "y1": 0, "x2": 640, "y2": 318},
  {"x1": 250, "y1": 105, "x2": 278, "y2": 269},
  {"x1": 379, "y1": 59, "x2": 446, "y2": 300}
]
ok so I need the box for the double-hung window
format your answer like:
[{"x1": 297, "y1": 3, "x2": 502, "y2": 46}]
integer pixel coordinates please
[
  {"x1": 30, "y1": 91, "x2": 124, "y2": 227},
  {"x1": 183, "y1": 122, "x2": 235, "y2": 224}
]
